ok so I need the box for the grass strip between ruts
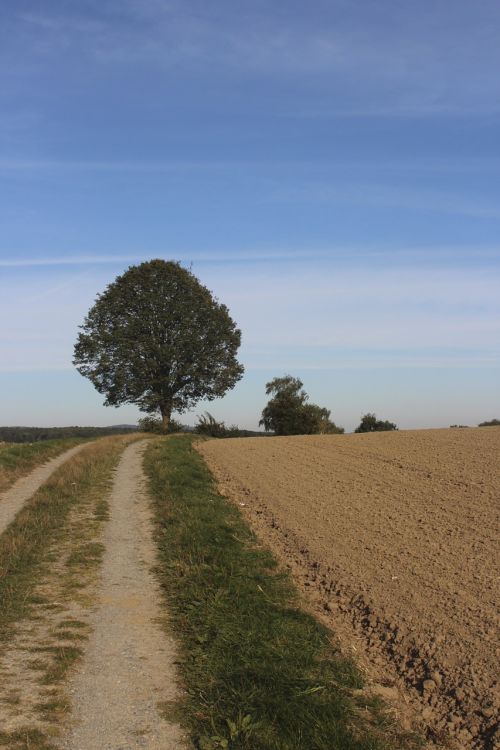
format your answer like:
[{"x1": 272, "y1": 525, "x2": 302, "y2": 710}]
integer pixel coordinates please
[{"x1": 145, "y1": 435, "x2": 421, "y2": 750}]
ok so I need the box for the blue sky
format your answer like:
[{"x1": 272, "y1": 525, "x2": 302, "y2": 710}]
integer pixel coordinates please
[{"x1": 0, "y1": 0, "x2": 499, "y2": 431}]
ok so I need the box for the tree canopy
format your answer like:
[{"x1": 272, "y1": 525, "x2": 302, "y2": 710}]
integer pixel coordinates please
[
  {"x1": 354, "y1": 413, "x2": 397, "y2": 433},
  {"x1": 259, "y1": 375, "x2": 344, "y2": 435},
  {"x1": 73, "y1": 260, "x2": 244, "y2": 429}
]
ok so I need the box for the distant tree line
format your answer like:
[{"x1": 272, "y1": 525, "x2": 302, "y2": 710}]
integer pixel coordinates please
[
  {"x1": 478, "y1": 418, "x2": 500, "y2": 427},
  {"x1": 0, "y1": 425, "x2": 137, "y2": 444}
]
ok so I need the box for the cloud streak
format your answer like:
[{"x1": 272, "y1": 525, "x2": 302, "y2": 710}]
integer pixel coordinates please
[
  {"x1": 2, "y1": 158, "x2": 499, "y2": 174},
  {"x1": 1, "y1": 245, "x2": 499, "y2": 269},
  {"x1": 2, "y1": 261, "x2": 498, "y2": 373},
  {"x1": 7, "y1": 1, "x2": 500, "y2": 116},
  {"x1": 273, "y1": 184, "x2": 500, "y2": 220}
]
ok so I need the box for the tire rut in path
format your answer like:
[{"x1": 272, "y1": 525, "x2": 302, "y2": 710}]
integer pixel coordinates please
[
  {"x1": 0, "y1": 443, "x2": 89, "y2": 536},
  {"x1": 57, "y1": 439, "x2": 185, "y2": 750}
]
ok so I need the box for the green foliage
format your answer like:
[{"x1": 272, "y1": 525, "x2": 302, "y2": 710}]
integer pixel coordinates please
[
  {"x1": 478, "y1": 418, "x2": 500, "y2": 426},
  {"x1": 259, "y1": 375, "x2": 344, "y2": 436},
  {"x1": 144, "y1": 436, "x2": 417, "y2": 750},
  {"x1": 194, "y1": 412, "x2": 240, "y2": 438},
  {"x1": 354, "y1": 413, "x2": 398, "y2": 433},
  {"x1": 73, "y1": 260, "x2": 244, "y2": 428},
  {"x1": 137, "y1": 416, "x2": 184, "y2": 434}
]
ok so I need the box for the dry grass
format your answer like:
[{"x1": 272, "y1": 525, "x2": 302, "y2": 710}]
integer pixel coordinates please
[{"x1": 0, "y1": 439, "x2": 85, "y2": 495}]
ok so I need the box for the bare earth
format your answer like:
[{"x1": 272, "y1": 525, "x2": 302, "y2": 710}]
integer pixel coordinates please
[
  {"x1": 57, "y1": 440, "x2": 185, "y2": 750},
  {"x1": 199, "y1": 428, "x2": 500, "y2": 750},
  {"x1": 0, "y1": 443, "x2": 89, "y2": 535}
]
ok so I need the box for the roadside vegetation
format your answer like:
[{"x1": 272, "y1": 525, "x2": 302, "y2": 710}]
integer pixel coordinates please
[
  {"x1": 194, "y1": 412, "x2": 241, "y2": 438},
  {"x1": 145, "y1": 435, "x2": 420, "y2": 750},
  {"x1": 0, "y1": 438, "x2": 85, "y2": 495},
  {"x1": 139, "y1": 412, "x2": 269, "y2": 438}
]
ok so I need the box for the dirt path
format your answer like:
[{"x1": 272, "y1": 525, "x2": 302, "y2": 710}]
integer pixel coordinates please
[
  {"x1": 200, "y1": 428, "x2": 500, "y2": 750},
  {"x1": 57, "y1": 439, "x2": 184, "y2": 750},
  {"x1": 0, "y1": 443, "x2": 89, "y2": 536}
]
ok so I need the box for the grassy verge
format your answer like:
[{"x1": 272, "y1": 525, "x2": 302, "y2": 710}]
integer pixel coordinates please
[
  {"x1": 145, "y1": 435, "x2": 421, "y2": 750},
  {"x1": 0, "y1": 439, "x2": 85, "y2": 494}
]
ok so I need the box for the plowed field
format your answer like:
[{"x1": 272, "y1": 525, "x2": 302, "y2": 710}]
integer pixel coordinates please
[{"x1": 199, "y1": 428, "x2": 500, "y2": 750}]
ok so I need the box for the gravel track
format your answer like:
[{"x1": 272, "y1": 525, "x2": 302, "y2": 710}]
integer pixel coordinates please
[
  {"x1": 57, "y1": 439, "x2": 184, "y2": 750},
  {"x1": 0, "y1": 443, "x2": 89, "y2": 536},
  {"x1": 200, "y1": 428, "x2": 500, "y2": 750}
]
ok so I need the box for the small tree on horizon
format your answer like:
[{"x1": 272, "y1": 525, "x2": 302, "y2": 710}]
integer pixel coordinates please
[
  {"x1": 354, "y1": 413, "x2": 397, "y2": 433},
  {"x1": 73, "y1": 260, "x2": 244, "y2": 430},
  {"x1": 259, "y1": 375, "x2": 344, "y2": 435}
]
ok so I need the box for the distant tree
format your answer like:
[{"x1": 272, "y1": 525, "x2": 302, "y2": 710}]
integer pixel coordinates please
[
  {"x1": 73, "y1": 260, "x2": 244, "y2": 432},
  {"x1": 259, "y1": 375, "x2": 344, "y2": 436},
  {"x1": 354, "y1": 413, "x2": 397, "y2": 433},
  {"x1": 478, "y1": 418, "x2": 500, "y2": 426}
]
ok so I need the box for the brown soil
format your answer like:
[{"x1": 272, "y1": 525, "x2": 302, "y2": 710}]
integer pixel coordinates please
[{"x1": 199, "y1": 428, "x2": 500, "y2": 750}]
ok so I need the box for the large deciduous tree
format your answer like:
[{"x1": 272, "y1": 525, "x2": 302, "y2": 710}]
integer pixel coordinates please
[
  {"x1": 73, "y1": 260, "x2": 244, "y2": 430},
  {"x1": 259, "y1": 375, "x2": 343, "y2": 435}
]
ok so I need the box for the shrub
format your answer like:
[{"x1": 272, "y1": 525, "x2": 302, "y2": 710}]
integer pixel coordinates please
[
  {"x1": 194, "y1": 412, "x2": 240, "y2": 438},
  {"x1": 138, "y1": 416, "x2": 184, "y2": 434}
]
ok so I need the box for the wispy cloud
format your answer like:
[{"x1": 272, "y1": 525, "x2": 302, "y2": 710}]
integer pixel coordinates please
[
  {"x1": 273, "y1": 183, "x2": 500, "y2": 220},
  {"x1": 7, "y1": 1, "x2": 500, "y2": 116},
  {"x1": 1, "y1": 158, "x2": 499, "y2": 174},
  {"x1": 1, "y1": 245, "x2": 499, "y2": 269},
  {"x1": 0, "y1": 255, "x2": 139, "y2": 268},
  {"x1": 0, "y1": 159, "x2": 233, "y2": 173},
  {"x1": 245, "y1": 355, "x2": 500, "y2": 371}
]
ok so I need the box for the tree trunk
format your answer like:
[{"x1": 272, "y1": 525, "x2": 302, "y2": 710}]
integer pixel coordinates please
[{"x1": 161, "y1": 411, "x2": 170, "y2": 433}]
